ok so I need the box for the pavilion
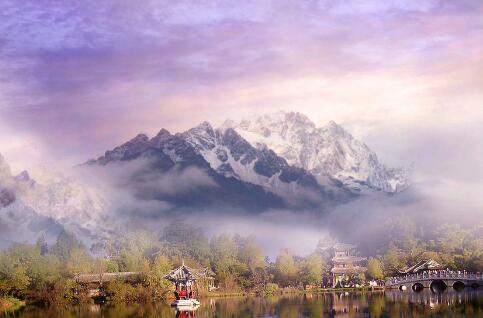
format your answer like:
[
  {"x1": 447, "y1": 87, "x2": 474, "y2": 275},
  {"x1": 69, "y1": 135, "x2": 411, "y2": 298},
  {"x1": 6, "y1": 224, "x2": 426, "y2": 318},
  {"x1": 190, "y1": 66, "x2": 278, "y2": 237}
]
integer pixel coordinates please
[{"x1": 164, "y1": 262, "x2": 215, "y2": 302}]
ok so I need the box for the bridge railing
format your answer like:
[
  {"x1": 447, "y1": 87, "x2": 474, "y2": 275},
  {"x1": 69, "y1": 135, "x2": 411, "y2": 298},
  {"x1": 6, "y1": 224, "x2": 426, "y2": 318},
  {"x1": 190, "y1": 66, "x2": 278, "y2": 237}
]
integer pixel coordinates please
[{"x1": 385, "y1": 271, "x2": 482, "y2": 286}]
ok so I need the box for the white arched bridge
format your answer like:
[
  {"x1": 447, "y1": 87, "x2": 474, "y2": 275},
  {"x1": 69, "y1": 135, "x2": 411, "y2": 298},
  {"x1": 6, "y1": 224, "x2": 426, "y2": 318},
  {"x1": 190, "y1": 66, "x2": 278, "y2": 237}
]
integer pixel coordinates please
[{"x1": 385, "y1": 271, "x2": 483, "y2": 292}]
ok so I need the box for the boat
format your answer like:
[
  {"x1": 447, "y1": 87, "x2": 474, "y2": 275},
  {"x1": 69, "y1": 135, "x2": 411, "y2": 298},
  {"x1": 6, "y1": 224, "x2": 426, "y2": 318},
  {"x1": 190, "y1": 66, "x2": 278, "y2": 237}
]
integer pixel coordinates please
[{"x1": 171, "y1": 298, "x2": 201, "y2": 307}]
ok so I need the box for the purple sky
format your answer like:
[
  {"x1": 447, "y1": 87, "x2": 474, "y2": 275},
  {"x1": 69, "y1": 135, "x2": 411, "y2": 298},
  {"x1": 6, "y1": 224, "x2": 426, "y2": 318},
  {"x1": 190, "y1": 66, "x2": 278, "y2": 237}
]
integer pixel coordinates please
[{"x1": 1, "y1": 0, "x2": 483, "y2": 184}]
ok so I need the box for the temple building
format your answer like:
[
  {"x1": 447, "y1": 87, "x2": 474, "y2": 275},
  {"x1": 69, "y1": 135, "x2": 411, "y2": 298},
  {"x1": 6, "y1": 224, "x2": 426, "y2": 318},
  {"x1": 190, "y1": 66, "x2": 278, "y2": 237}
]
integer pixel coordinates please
[
  {"x1": 398, "y1": 259, "x2": 444, "y2": 275},
  {"x1": 164, "y1": 261, "x2": 215, "y2": 307},
  {"x1": 330, "y1": 243, "x2": 367, "y2": 287}
]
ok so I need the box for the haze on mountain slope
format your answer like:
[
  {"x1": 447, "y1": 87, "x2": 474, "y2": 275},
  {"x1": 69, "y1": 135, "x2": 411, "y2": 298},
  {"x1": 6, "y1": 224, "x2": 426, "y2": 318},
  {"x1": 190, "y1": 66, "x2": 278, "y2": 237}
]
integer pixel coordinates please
[{"x1": 0, "y1": 112, "x2": 411, "y2": 254}]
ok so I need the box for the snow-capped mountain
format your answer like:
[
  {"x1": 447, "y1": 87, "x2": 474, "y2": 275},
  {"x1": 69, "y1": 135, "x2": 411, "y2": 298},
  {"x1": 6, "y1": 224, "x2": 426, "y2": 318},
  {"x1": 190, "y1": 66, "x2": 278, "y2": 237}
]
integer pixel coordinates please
[
  {"x1": 86, "y1": 129, "x2": 286, "y2": 210},
  {"x1": 0, "y1": 153, "x2": 114, "y2": 245},
  {"x1": 182, "y1": 122, "x2": 351, "y2": 205},
  {"x1": 18, "y1": 170, "x2": 112, "y2": 236},
  {"x1": 223, "y1": 111, "x2": 409, "y2": 193},
  {"x1": 0, "y1": 111, "x2": 410, "y2": 248}
]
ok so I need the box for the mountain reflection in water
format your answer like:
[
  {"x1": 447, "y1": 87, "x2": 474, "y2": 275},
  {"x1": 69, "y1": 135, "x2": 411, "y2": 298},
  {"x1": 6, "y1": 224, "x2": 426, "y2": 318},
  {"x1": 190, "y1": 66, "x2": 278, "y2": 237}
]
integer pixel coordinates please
[{"x1": 6, "y1": 289, "x2": 482, "y2": 318}]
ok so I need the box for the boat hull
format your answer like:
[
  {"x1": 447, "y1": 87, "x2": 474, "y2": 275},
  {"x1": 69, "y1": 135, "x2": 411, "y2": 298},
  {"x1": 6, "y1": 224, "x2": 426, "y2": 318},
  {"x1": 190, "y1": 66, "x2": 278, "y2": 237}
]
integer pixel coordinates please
[{"x1": 171, "y1": 299, "x2": 200, "y2": 308}]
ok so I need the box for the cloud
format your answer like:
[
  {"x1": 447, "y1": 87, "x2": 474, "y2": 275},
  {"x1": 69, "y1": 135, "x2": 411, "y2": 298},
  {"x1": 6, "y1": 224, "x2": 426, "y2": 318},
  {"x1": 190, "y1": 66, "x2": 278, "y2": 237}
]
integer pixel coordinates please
[
  {"x1": 324, "y1": 0, "x2": 438, "y2": 15},
  {"x1": 81, "y1": 158, "x2": 217, "y2": 195},
  {"x1": 0, "y1": 0, "x2": 482, "y2": 254}
]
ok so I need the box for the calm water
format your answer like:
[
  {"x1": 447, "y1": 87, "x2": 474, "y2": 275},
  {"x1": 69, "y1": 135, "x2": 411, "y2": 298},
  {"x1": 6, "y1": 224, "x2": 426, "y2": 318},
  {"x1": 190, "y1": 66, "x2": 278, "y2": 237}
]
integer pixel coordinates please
[{"x1": 4, "y1": 289, "x2": 482, "y2": 318}]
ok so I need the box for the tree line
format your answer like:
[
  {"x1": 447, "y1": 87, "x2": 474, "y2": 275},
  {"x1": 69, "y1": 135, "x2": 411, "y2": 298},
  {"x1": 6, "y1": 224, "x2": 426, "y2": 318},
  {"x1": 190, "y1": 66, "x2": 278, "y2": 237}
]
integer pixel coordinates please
[{"x1": 0, "y1": 221, "x2": 481, "y2": 305}]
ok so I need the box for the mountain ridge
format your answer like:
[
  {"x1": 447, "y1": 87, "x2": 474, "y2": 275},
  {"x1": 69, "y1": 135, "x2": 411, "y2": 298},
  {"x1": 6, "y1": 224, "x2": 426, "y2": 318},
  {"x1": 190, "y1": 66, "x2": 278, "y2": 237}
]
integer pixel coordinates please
[
  {"x1": 0, "y1": 111, "x2": 410, "y2": 248},
  {"x1": 222, "y1": 111, "x2": 409, "y2": 193}
]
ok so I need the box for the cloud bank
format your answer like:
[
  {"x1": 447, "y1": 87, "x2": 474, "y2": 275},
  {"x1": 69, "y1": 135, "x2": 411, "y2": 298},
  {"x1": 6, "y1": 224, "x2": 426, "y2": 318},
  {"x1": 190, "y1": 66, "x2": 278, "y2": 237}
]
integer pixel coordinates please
[{"x1": 0, "y1": 1, "x2": 482, "y2": 255}]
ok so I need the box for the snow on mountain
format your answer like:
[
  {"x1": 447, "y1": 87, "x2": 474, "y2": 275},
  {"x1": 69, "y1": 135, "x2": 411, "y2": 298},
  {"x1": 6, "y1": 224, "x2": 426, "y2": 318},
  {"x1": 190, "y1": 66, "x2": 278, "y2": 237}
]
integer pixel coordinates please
[
  {"x1": 0, "y1": 153, "x2": 114, "y2": 245},
  {"x1": 18, "y1": 169, "x2": 113, "y2": 236},
  {"x1": 0, "y1": 111, "x2": 410, "y2": 247},
  {"x1": 86, "y1": 129, "x2": 286, "y2": 211},
  {"x1": 181, "y1": 122, "x2": 350, "y2": 205},
  {"x1": 223, "y1": 111, "x2": 409, "y2": 193},
  {"x1": 0, "y1": 200, "x2": 64, "y2": 248}
]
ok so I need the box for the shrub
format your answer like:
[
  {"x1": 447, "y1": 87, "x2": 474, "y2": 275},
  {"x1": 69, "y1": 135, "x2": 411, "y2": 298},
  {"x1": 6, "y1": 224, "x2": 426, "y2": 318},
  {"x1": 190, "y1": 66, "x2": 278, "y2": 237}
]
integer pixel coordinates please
[
  {"x1": 262, "y1": 283, "x2": 279, "y2": 296},
  {"x1": 105, "y1": 281, "x2": 138, "y2": 303},
  {"x1": 104, "y1": 281, "x2": 157, "y2": 304}
]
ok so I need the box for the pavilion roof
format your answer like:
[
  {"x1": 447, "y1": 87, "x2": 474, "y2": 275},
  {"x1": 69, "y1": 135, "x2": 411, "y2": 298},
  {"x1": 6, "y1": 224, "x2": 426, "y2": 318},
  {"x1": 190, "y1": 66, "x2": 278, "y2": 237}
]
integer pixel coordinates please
[
  {"x1": 398, "y1": 259, "x2": 444, "y2": 275},
  {"x1": 332, "y1": 256, "x2": 366, "y2": 263},
  {"x1": 164, "y1": 264, "x2": 215, "y2": 282}
]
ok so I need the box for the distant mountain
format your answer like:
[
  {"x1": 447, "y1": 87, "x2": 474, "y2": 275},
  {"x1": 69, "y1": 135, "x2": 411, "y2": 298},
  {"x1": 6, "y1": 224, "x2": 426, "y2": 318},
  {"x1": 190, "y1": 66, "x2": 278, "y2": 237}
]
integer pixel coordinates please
[
  {"x1": 0, "y1": 153, "x2": 65, "y2": 245},
  {"x1": 0, "y1": 111, "x2": 410, "y2": 248},
  {"x1": 86, "y1": 129, "x2": 286, "y2": 211},
  {"x1": 182, "y1": 122, "x2": 351, "y2": 206},
  {"x1": 223, "y1": 111, "x2": 409, "y2": 193}
]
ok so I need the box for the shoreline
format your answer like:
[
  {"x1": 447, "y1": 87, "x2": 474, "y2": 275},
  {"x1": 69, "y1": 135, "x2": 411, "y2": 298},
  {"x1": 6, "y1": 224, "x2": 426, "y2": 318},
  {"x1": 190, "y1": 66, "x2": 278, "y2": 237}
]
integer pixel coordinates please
[
  {"x1": 203, "y1": 286, "x2": 385, "y2": 298},
  {"x1": 0, "y1": 297, "x2": 25, "y2": 314},
  {"x1": 0, "y1": 287, "x2": 385, "y2": 312}
]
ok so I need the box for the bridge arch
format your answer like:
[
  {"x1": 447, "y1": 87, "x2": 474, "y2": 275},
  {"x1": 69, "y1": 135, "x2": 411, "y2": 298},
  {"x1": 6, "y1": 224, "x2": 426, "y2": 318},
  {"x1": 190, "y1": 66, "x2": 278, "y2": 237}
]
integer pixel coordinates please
[
  {"x1": 453, "y1": 281, "x2": 465, "y2": 290},
  {"x1": 430, "y1": 280, "x2": 447, "y2": 293},
  {"x1": 412, "y1": 282, "x2": 424, "y2": 292},
  {"x1": 399, "y1": 285, "x2": 407, "y2": 291},
  {"x1": 470, "y1": 282, "x2": 480, "y2": 289}
]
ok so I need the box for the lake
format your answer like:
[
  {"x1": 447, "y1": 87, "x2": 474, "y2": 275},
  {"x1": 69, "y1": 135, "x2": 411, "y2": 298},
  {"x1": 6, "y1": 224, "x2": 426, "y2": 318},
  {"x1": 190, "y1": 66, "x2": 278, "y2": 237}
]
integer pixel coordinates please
[{"x1": 5, "y1": 289, "x2": 482, "y2": 318}]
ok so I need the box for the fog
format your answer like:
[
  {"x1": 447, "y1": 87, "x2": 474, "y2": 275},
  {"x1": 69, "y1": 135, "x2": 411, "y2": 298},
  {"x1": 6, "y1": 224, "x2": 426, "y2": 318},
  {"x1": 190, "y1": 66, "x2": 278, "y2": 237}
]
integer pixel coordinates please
[{"x1": 62, "y1": 154, "x2": 483, "y2": 258}]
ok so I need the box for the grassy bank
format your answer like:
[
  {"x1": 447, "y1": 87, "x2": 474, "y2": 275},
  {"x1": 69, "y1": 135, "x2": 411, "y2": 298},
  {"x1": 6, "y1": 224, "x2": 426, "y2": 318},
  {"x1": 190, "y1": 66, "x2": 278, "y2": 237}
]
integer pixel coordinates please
[
  {"x1": 203, "y1": 286, "x2": 385, "y2": 298},
  {"x1": 0, "y1": 297, "x2": 25, "y2": 315}
]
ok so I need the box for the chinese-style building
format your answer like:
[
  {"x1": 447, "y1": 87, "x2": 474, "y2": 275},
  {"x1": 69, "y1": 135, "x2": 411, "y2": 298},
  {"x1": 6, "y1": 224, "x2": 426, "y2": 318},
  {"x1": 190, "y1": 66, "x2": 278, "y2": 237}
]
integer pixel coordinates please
[
  {"x1": 398, "y1": 259, "x2": 444, "y2": 275},
  {"x1": 330, "y1": 243, "x2": 367, "y2": 287},
  {"x1": 164, "y1": 262, "x2": 215, "y2": 307}
]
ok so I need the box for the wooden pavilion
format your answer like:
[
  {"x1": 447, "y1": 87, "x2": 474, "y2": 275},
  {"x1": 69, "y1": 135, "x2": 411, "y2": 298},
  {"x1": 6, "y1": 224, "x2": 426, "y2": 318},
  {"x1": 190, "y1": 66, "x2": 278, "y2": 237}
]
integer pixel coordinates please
[{"x1": 164, "y1": 261, "x2": 215, "y2": 306}]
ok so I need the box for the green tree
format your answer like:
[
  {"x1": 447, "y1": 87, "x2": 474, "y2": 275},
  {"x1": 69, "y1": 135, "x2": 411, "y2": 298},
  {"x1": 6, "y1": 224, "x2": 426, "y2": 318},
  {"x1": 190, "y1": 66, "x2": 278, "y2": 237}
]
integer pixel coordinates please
[
  {"x1": 0, "y1": 247, "x2": 31, "y2": 297},
  {"x1": 145, "y1": 255, "x2": 172, "y2": 300},
  {"x1": 275, "y1": 249, "x2": 299, "y2": 287},
  {"x1": 106, "y1": 260, "x2": 120, "y2": 273},
  {"x1": 300, "y1": 254, "x2": 325, "y2": 286},
  {"x1": 210, "y1": 233, "x2": 237, "y2": 268},
  {"x1": 50, "y1": 230, "x2": 85, "y2": 262},
  {"x1": 66, "y1": 247, "x2": 92, "y2": 275},
  {"x1": 161, "y1": 222, "x2": 211, "y2": 265},
  {"x1": 367, "y1": 257, "x2": 384, "y2": 280},
  {"x1": 236, "y1": 235, "x2": 266, "y2": 271},
  {"x1": 382, "y1": 244, "x2": 401, "y2": 276}
]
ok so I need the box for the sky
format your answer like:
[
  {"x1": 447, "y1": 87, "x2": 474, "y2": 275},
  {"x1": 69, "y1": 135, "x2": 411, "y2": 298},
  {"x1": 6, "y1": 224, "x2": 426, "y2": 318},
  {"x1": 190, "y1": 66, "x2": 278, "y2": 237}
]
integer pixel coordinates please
[
  {"x1": 1, "y1": 0, "x2": 483, "y2": 255},
  {"x1": 1, "y1": 0, "x2": 483, "y2": 185}
]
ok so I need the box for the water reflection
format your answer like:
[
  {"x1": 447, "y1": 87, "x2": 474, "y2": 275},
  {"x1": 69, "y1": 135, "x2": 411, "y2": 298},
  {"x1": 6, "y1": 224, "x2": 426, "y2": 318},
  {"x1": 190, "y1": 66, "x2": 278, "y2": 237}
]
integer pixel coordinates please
[
  {"x1": 5, "y1": 289, "x2": 482, "y2": 318},
  {"x1": 176, "y1": 309, "x2": 198, "y2": 318}
]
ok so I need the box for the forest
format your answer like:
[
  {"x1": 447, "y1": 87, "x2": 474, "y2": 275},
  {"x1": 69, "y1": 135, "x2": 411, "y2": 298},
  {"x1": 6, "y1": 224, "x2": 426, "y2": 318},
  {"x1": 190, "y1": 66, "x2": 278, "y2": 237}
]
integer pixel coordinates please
[{"x1": 0, "y1": 220, "x2": 481, "y2": 306}]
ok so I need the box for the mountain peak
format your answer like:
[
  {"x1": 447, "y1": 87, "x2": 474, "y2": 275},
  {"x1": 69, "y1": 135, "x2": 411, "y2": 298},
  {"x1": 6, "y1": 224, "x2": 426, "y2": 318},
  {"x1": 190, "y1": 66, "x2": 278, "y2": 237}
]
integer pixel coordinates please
[
  {"x1": 182, "y1": 121, "x2": 216, "y2": 152},
  {"x1": 189, "y1": 121, "x2": 215, "y2": 137},
  {"x1": 225, "y1": 111, "x2": 409, "y2": 193},
  {"x1": 154, "y1": 128, "x2": 171, "y2": 138},
  {"x1": 326, "y1": 120, "x2": 339, "y2": 128},
  {"x1": 150, "y1": 129, "x2": 173, "y2": 148},
  {"x1": 128, "y1": 133, "x2": 149, "y2": 144},
  {"x1": 323, "y1": 120, "x2": 350, "y2": 137},
  {"x1": 197, "y1": 121, "x2": 213, "y2": 130},
  {"x1": 283, "y1": 111, "x2": 314, "y2": 126}
]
